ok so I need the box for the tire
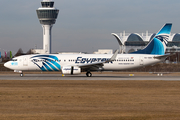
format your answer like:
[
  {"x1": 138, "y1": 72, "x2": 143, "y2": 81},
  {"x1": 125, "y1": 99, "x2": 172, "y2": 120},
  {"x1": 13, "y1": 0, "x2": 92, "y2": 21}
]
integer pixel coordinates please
[
  {"x1": 86, "y1": 72, "x2": 92, "y2": 77},
  {"x1": 20, "y1": 73, "x2": 23, "y2": 77}
]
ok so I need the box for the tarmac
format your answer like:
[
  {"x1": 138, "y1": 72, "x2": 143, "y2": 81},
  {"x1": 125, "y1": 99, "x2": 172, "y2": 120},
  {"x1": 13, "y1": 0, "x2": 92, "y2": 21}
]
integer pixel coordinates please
[{"x1": 0, "y1": 72, "x2": 180, "y2": 80}]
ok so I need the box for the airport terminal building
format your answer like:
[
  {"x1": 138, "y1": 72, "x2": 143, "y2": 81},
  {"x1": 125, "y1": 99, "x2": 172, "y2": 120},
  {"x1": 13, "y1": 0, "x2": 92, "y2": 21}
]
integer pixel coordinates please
[{"x1": 116, "y1": 31, "x2": 180, "y2": 54}]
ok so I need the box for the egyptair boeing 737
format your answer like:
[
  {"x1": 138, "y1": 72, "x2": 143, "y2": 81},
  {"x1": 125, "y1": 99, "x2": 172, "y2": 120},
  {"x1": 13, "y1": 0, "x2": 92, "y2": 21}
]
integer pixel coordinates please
[{"x1": 4, "y1": 23, "x2": 172, "y2": 77}]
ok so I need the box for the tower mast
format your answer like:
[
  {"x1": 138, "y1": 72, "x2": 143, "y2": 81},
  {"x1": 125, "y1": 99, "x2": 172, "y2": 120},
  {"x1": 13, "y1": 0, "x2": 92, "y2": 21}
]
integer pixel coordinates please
[{"x1": 36, "y1": 0, "x2": 59, "y2": 54}]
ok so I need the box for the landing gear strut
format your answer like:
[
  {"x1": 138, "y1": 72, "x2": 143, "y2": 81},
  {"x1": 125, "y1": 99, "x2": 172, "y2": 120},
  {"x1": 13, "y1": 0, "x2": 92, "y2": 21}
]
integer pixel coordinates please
[{"x1": 86, "y1": 72, "x2": 92, "y2": 77}]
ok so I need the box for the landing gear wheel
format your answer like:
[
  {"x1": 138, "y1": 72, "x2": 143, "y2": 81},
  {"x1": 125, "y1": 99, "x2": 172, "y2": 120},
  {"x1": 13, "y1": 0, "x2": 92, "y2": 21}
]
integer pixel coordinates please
[
  {"x1": 20, "y1": 73, "x2": 23, "y2": 77},
  {"x1": 86, "y1": 72, "x2": 92, "y2": 77}
]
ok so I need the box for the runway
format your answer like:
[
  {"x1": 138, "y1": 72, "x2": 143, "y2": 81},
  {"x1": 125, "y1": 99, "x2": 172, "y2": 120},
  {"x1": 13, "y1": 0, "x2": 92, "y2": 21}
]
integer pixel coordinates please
[
  {"x1": 1, "y1": 74, "x2": 180, "y2": 119},
  {"x1": 0, "y1": 73, "x2": 180, "y2": 80}
]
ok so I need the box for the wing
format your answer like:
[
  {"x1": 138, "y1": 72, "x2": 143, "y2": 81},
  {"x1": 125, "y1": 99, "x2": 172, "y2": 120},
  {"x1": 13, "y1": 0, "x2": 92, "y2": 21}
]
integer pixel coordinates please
[{"x1": 78, "y1": 50, "x2": 119, "y2": 71}]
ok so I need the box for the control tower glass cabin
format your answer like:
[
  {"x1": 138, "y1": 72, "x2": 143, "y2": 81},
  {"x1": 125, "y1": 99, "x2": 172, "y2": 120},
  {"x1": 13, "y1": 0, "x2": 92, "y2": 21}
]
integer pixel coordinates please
[{"x1": 36, "y1": 0, "x2": 59, "y2": 54}]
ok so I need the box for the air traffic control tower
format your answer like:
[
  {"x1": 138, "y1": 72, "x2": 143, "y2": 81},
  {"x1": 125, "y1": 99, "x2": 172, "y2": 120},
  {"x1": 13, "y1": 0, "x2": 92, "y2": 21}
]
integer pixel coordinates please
[{"x1": 36, "y1": 0, "x2": 59, "y2": 54}]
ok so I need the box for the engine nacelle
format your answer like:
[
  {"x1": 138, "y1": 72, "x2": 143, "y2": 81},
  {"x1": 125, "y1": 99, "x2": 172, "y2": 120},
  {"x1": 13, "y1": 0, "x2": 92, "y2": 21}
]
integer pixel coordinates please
[{"x1": 62, "y1": 66, "x2": 81, "y2": 75}]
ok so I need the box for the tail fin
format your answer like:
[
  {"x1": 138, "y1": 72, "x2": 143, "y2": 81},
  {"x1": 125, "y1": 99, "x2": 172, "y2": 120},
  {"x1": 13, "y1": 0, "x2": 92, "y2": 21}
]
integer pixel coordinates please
[{"x1": 131, "y1": 23, "x2": 172, "y2": 55}]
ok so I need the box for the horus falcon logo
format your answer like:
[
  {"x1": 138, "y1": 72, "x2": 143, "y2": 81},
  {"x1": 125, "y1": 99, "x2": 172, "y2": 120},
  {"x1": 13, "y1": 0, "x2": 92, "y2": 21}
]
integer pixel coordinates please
[
  {"x1": 30, "y1": 55, "x2": 61, "y2": 71},
  {"x1": 155, "y1": 34, "x2": 169, "y2": 46}
]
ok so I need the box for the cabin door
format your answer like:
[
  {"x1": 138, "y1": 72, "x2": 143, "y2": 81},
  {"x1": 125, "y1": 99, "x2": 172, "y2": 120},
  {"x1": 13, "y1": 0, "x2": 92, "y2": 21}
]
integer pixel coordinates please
[
  {"x1": 23, "y1": 57, "x2": 28, "y2": 66},
  {"x1": 140, "y1": 56, "x2": 144, "y2": 65}
]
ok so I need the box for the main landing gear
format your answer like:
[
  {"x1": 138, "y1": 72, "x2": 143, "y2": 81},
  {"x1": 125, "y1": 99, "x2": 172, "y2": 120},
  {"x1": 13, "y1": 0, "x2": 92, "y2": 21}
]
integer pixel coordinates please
[{"x1": 86, "y1": 72, "x2": 92, "y2": 77}]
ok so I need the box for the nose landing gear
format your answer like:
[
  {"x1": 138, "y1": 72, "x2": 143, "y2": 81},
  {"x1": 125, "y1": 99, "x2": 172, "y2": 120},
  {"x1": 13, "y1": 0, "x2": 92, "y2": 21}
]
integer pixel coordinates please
[
  {"x1": 14, "y1": 70, "x2": 24, "y2": 77},
  {"x1": 20, "y1": 73, "x2": 24, "y2": 77}
]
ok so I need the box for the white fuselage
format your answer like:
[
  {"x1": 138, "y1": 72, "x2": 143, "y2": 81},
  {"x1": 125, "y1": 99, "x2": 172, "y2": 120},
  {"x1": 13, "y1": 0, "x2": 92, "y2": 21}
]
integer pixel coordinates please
[{"x1": 4, "y1": 54, "x2": 163, "y2": 72}]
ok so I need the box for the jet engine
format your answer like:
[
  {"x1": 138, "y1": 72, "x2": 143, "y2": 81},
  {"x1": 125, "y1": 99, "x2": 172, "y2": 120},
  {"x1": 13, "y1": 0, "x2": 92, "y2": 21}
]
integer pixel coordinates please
[{"x1": 62, "y1": 66, "x2": 81, "y2": 75}]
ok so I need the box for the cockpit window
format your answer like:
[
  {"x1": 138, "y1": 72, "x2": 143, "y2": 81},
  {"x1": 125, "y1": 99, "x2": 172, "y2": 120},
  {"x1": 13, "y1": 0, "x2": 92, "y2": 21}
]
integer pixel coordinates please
[{"x1": 11, "y1": 59, "x2": 17, "y2": 61}]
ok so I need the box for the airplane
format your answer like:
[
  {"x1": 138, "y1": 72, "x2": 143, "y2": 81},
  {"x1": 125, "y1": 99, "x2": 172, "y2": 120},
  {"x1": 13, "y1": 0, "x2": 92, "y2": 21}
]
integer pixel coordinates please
[{"x1": 4, "y1": 23, "x2": 172, "y2": 77}]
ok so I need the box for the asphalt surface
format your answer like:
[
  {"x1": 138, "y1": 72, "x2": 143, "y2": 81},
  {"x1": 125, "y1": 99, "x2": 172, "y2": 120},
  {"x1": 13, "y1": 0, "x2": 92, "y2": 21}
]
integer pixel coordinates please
[{"x1": 0, "y1": 73, "x2": 180, "y2": 80}]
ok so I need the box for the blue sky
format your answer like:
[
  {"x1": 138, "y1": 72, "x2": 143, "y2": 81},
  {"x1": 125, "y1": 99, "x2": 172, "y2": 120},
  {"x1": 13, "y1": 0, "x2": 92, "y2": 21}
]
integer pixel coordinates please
[{"x1": 0, "y1": 0, "x2": 180, "y2": 54}]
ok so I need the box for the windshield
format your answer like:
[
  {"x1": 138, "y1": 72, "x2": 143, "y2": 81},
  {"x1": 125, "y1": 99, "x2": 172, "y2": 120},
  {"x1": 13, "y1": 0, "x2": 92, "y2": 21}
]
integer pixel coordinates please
[{"x1": 11, "y1": 59, "x2": 17, "y2": 61}]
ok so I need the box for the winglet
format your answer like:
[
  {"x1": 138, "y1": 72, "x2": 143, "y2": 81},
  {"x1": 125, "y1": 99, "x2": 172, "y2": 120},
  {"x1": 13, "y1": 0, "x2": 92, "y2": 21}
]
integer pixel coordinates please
[{"x1": 106, "y1": 49, "x2": 119, "y2": 63}]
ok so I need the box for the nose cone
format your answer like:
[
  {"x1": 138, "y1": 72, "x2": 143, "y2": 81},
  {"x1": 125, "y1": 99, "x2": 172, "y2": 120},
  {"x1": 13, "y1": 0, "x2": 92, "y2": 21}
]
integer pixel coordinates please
[
  {"x1": 4, "y1": 62, "x2": 8, "y2": 68},
  {"x1": 4, "y1": 62, "x2": 10, "y2": 69}
]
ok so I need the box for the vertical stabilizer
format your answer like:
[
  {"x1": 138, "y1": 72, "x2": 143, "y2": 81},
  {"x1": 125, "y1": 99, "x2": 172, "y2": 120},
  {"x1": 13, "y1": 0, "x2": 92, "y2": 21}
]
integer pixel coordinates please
[{"x1": 131, "y1": 23, "x2": 172, "y2": 55}]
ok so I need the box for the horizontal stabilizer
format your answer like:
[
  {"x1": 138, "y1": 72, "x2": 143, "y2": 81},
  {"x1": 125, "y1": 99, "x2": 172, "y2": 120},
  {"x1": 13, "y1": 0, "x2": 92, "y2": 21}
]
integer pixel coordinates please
[{"x1": 154, "y1": 53, "x2": 175, "y2": 59}]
